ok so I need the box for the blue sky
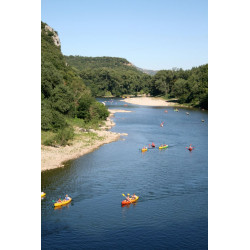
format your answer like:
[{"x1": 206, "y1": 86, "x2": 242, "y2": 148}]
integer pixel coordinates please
[{"x1": 41, "y1": 0, "x2": 207, "y2": 70}]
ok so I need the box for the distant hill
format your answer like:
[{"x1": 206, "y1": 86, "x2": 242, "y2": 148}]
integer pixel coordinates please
[
  {"x1": 64, "y1": 56, "x2": 142, "y2": 73},
  {"x1": 64, "y1": 55, "x2": 158, "y2": 76},
  {"x1": 135, "y1": 66, "x2": 158, "y2": 76},
  {"x1": 64, "y1": 55, "x2": 152, "y2": 97}
]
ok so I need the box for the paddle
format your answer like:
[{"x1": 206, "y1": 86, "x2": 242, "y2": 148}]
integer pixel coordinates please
[
  {"x1": 128, "y1": 193, "x2": 137, "y2": 201},
  {"x1": 122, "y1": 193, "x2": 131, "y2": 202}
]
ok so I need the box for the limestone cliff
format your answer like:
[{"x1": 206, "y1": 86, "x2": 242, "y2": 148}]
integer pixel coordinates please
[{"x1": 44, "y1": 24, "x2": 61, "y2": 47}]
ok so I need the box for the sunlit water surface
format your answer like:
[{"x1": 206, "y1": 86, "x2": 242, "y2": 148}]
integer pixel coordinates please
[{"x1": 42, "y1": 98, "x2": 208, "y2": 249}]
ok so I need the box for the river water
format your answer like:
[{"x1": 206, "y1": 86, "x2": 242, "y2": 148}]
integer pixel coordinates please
[{"x1": 41, "y1": 98, "x2": 208, "y2": 249}]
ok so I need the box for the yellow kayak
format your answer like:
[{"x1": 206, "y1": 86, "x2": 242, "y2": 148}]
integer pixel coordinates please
[
  {"x1": 141, "y1": 148, "x2": 148, "y2": 152},
  {"x1": 159, "y1": 145, "x2": 168, "y2": 149},
  {"x1": 121, "y1": 195, "x2": 139, "y2": 205},
  {"x1": 54, "y1": 198, "x2": 72, "y2": 207},
  {"x1": 41, "y1": 192, "x2": 46, "y2": 198}
]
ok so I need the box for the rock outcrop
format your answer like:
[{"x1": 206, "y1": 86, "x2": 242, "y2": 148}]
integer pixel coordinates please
[{"x1": 44, "y1": 25, "x2": 61, "y2": 47}]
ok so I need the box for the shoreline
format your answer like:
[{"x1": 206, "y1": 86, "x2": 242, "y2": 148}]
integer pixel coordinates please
[
  {"x1": 122, "y1": 97, "x2": 178, "y2": 107},
  {"x1": 41, "y1": 109, "x2": 131, "y2": 172}
]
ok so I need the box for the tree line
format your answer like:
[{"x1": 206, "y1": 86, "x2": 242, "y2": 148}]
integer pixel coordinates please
[{"x1": 65, "y1": 56, "x2": 208, "y2": 109}]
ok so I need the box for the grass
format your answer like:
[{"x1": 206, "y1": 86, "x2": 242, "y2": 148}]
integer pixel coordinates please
[
  {"x1": 42, "y1": 117, "x2": 107, "y2": 146},
  {"x1": 66, "y1": 117, "x2": 105, "y2": 130},
  {"x1": 41, "y1": 130, "x2": 56, "y2": 145}
]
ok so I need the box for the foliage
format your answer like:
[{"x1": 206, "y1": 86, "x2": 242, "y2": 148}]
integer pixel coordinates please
[
  {"x1": 151, "y1": 65, "x2": 208, "y2": 108},
  {"x1": 64, "y1": 56, "x2": 141, "y2": 72},
  {"x1": 44, "y1": 127, "x2": 74, "y2": 146},
  {"x1": 64, "y1": 56, "x2": 152, "y2": 97},
  {"x1": 41, "y1": 21, "x2": 110, "y2": 145}
]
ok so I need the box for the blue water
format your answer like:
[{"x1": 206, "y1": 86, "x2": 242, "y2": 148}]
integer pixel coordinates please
[{"x1": 41, "y1": 98, "x2": 208, "y2": 249}]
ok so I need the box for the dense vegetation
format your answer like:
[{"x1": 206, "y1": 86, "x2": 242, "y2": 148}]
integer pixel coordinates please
[
  {"x1": 65, "y1": 56, "x2": 140, "y2": 72},
  {"x1": 41, "y1": 22, "x2": 109, "y2": 146},
  {"x1": 65, "y1": 56, "x2": 151, "y2": 97},
  {"x1": 65, "y1": 55, "x2": 208, "y2": 109},
  {"x1": 78, "y1": 68, "x2": 152, "y2": 97},
  {"x1": 151, "y1": 65, "x2": 208, "y2": 109}
]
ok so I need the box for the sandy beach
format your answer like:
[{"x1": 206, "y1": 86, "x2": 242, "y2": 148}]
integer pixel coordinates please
[
  {"x1": 122, "y1": 97, "x2": 177, "y2": 106},
  {"x1": 41, "y1": 109, "x2": 131, "y2": 171}
]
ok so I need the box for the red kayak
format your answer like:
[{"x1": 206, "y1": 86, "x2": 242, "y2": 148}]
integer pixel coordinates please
[{"x1": 121, "y1": 195, "x2": 139, "y2": 205}]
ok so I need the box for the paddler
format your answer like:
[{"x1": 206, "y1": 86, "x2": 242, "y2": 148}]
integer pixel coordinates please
[
  {"x1": 126, "y1": 195, "x2": 131, "y2": 202},
  {"x1": 65, "y1": 194, "x2": 70, "y2": 200},
  {"x1": 131, "y1": 194, "x2": 136, "y2": 199}
]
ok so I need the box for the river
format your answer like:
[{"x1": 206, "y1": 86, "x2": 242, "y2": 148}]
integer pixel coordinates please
[{"x1": 41, "y1": 98, "x2": 208, "y2": 249}]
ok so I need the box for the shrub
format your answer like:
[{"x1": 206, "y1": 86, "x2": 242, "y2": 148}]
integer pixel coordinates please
[
  {"x1": 44, "y1": 127, "x2": 74, "y2": 146},
  {"x1": 89, "y1": 102, "x2": 109, "y2": 120}
]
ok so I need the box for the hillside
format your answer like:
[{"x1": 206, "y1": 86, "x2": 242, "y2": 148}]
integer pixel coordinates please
[
  {"x1": 64, "y1": 56, "x2": 142, "y2": 73},
  {"x1": 64, "y1": 55, "x2": 152, "y2": 97},
  {"x1": 41, "y1": 21, "x2": 109, "y2": 146}
]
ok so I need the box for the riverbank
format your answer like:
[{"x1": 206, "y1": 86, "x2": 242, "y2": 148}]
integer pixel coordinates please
[
  {"x1": 41, "y1": 109, "x2": 130, "y2": 171},
  {"x1": 122, "y1": 97, "x2": 178, "y2": 106}
]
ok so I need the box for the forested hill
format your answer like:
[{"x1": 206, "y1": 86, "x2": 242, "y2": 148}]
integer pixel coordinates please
[
  {"x1": 64, "y1": 56, "x2": 142, "y2": 73},
  {"x1": 64, "y1": 55, "x2": 152, "y2": 97},
  {"x1": 41, "y1": 21, "x2": 109, "y2": 146}
]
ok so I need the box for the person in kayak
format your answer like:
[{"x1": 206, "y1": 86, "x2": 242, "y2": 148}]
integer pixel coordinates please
[
  {"x1": 126, "y1": 195, "x2": 131, "y2": 202},
  {"x1": 151, "y1": 142, "x2": 155, "y2": 147},
  {"x1": 65, "y1": 194, "x2": 70, "y2": 200},
  {"x1": 57, "y1": 198, "x2": 62, "y2": 203},
  {"x1": 131, "y1": 194, "x2": 137, "y2": 200}
]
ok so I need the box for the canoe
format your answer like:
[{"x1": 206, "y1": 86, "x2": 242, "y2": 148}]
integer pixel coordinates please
[
  {"x1": 159, "y1": 145, "x2": 168, "y2": 149},
  {"x1": 141, "y1": 148, "x2": 148, "y2": 152},
  {"x1": 121, "y1": 195, "x2": 139, "y2": 205},
  {"x1": 54, "y1": 198, "x2": 72, "y2": 207},
  {"x1": 41, "y1": 192, "x2": 46, "y2": 198}
]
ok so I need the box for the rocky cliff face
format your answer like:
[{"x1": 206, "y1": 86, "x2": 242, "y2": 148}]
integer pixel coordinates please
[{"x1": 44, "y1": 24, "x2": 61, "y2": 47}]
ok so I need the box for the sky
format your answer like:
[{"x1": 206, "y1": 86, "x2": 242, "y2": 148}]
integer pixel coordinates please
[{"x1": 42, "y1": 0, "x2": 207, "y2": 70}]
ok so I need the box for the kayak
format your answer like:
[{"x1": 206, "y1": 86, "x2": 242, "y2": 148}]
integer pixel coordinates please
[
  {"x1": 141, "y1": 148, "x2": 148, "y2": 152},
  {"x1": 159, "y1": 145, "x2": 168, "y2": 149},
  {"x1": 188, "y1": 147, "x2": 193, "y2": 151},
  {"x1": 121, "y1": 195, "x2": 139, "y2": 205},
  {"x1": 41, "y1": 192, "x2": 46, "y2": 198},
  {"x1": 54, "y1": 198, "x2": 72, "y2": 207}
]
